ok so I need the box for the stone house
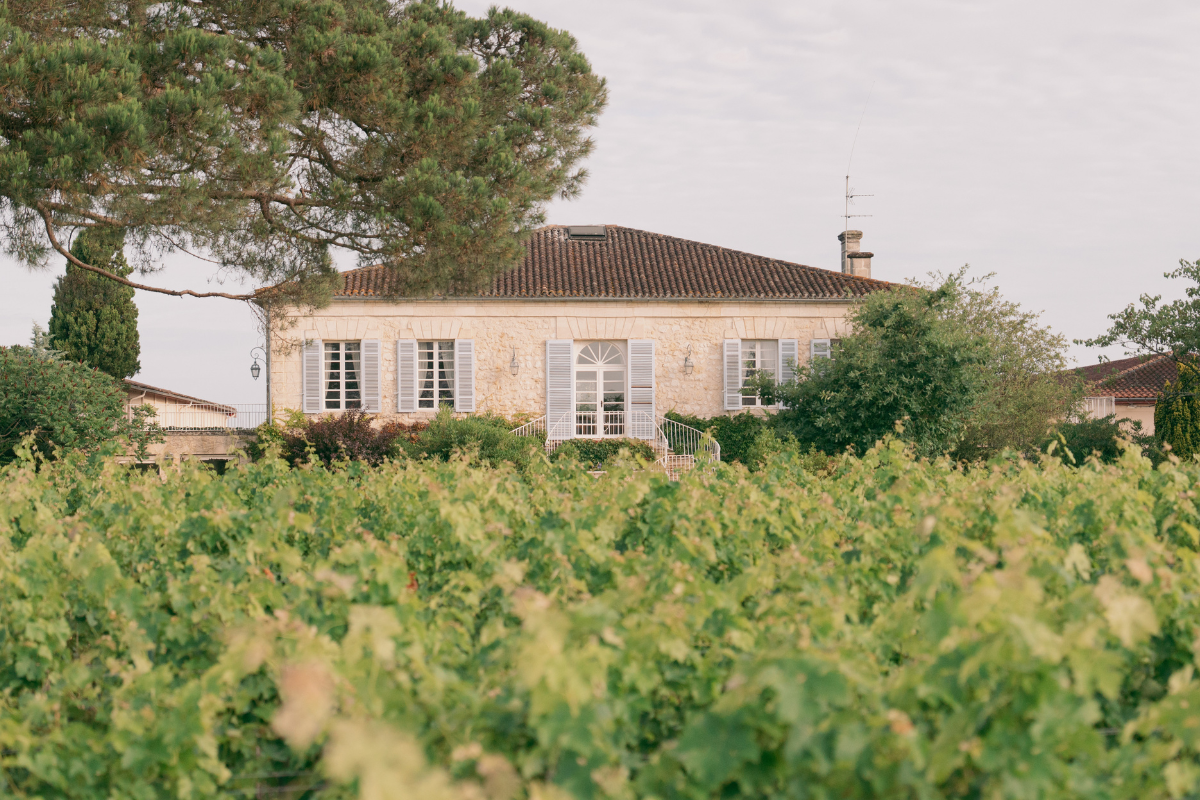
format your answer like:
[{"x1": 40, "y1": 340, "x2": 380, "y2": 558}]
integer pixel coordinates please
[
  {"x1": 1076, "y1": 354, "x2": 1177, "y2": 434},
  {"x1": 270, "y1": 225, "x2": 890, "y2": 442},
  {"x1": 124, "y1": 379, "x2": 237, "y2": 430},
  {"x1": 123, "y1": 379, "x2": 250, "y2": 464}
]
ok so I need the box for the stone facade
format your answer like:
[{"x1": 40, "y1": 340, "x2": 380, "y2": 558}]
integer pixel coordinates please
[{"x1": 272, "y1": 298, "x2": 856, "y2": 421}]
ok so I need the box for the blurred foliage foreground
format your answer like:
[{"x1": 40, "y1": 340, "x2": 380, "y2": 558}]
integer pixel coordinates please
[{"x1": 3, "y1": 442, "x2": 1200, "y2": 800}]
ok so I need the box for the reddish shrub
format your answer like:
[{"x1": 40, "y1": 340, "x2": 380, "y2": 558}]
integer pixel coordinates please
[{"x1": 280, "y1": 410, "x2": 423, "y2": 467}]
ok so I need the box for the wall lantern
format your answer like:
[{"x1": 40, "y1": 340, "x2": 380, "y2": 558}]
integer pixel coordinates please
[
  {"x1": 683, "y1": 344, "x2": 694, "y2": 375},
  {"x1": 250, "y1": 346, "x2": 265, "y2": 380},
  {"x1": 510, "y1": 347, "x2": 521, "y2": 377}
]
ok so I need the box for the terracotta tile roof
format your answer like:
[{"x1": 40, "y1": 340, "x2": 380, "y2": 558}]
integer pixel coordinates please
[
  {"x1": 336, "y1": 225, "x2": 893, "y2": 300},
  {"x1": 1073, "y1": 354, "x2": 1178, "y2": 400}
]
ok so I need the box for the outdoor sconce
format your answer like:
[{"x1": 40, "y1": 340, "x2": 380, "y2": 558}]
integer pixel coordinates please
[
  {"x1": 683, "y1": 344, "x2": 694, "y2": 375},
  {"x1": 250, "y1": 346, "x2": 265, "y2": 380},
  {"x1": 510, "y1": 347, "x2": 521, "y2": 377}
]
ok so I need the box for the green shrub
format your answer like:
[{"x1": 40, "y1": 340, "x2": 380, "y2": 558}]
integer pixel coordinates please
[
  {"x1": 739, "y1": 427, "x2": 840, "y2": 474},
  {"x1": 0, "y1": 344, "x2": 156, "y2": 462},
  {"x1": 1042, "y1": 414, "x2": 1152, "y2": 465},
  {"x1": 402, "y1": 407, "x2": 537, "y2": 468},
  {"x1": 550, "y1": 436, "x2": 656, "y2": 469},
  {"x1": 7, "y1": 443, "x2": 1200, "y2": 799}
]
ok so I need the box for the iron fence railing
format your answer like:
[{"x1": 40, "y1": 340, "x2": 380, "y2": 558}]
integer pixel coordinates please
[{"x1": 131, "y1": 403, "x2": 268, "y2": 431}]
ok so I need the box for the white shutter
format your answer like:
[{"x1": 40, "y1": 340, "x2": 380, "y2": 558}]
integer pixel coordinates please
[
  {"x1": 361, "y1": 339, "x2": 381, "y2": 412},
  {"x1": 302, "y1": 339, "x2": 323, "y2": 414},
  {"x1": 396, "y1": 340, "x2": 417, "y2": 412},
  {"x1": 778, "y1": 339, "x2": 798, "y2": 385},
  {"x1": 546, "y1": 339, "x2": 574, "y2": 440},
  {"x1": 810, "y1": 338, "x2": 832, "y2": 361},
  {"x1": 777, "y1": 339, "x2": 798, "y2": 410},
  {"x1": 454, "y1": 339, "x2": 475, "y2": 413},
  {"x1": 724, "y1": 339, "x2": 742, "y2": 411},
  {"x1": 627, "y1": 340, "x2": 655, "y2": 440}
]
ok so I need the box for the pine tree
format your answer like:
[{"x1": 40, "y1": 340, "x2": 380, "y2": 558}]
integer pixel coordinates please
[
  {"x1": 1154, "y1": 362, "x2": 1200, "y2": 460},
  {"x1": 48, "y1": 228, "x2": 141, "y2": 380},
  {"x1": 2, "y1": 2, "x2": 607, "y2": 301}
]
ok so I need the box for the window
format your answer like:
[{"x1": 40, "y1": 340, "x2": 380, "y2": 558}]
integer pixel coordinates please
[
  {"x1": 324, "y1": 342, "x2": 362, "y2": 410},
  {"x1": 418, "y1": 341, "x2": 455, "y2": 409},
  {"x1": 740, "y1": 340, "x2": 778, "y2": 407}
]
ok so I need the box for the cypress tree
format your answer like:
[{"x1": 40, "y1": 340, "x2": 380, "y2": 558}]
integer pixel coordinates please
[
  {"x1": 48, "y1": 228, "x2": 141, "y2": 380},
  {"x1": 1155, "y1": 362, "x2": 1200, "y2": 460}
]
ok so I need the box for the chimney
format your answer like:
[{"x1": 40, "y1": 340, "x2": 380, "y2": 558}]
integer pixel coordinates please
[{"x1": 839, "y1": 230, "x2": 872, "y2": 279}]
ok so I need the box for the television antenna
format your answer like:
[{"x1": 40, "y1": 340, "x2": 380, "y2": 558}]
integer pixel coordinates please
[
  {"x1": 843, "y1": 83, "x2": 874, "y2": 233},
  {"x1": 843, "y1": 177, "x2": 873, "y2": 232}
]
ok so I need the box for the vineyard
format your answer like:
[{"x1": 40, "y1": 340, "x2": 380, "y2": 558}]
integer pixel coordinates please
[{"x1": 2, "y1": 442, "x2": 1200, "y2": 799}]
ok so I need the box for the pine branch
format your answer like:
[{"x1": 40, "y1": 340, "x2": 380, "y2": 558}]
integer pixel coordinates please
[{"x1": 37, "y1": 204, "x2": 261, "y2": 301}]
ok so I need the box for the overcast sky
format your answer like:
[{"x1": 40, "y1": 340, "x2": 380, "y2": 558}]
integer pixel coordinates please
[{"x1": 3, "y1": 0, "x2": 1198, "y2": 403}]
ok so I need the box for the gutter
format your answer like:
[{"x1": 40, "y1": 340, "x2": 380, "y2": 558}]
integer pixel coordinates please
[{"x1": 324, "y1": 295, "x2": 869, "y2": 307}]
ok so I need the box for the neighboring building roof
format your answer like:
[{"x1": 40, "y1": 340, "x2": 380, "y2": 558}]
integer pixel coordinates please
[
  {"x1": 123, "y1": 379, "x2": 237, "y2": 414},
  {"x1": 335, "y1": 225, "x2": 894, "y2": 301},
  {"x1": 1074, "y1": 354, "x2": 1178, "y2": 400}
]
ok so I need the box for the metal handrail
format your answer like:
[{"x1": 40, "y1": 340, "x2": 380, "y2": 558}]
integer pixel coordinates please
[
  {"x1": 657, "y1": 415, "x2": 721, "y2": 462},
  {"x1": 509, "y1": 416, "x2": 546, "y2": 438}
]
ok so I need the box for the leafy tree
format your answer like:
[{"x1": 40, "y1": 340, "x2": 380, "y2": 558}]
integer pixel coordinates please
[
  {"x1": 752, "y1": 270, "x2": 1078, "y2": 460},
  {"x1": 0, "y1": 344, "x2": 157, "y2": 461},
  {"x1": 926, "y1": 269, "x2": 1083, "y2": 459},
  {"x1": 1080, "y1": 258, "x2": 1200, "y2": 360},
  {"x1": 755, "y1": 280, "x2": 985, "y2": 457},
  {"x1": 1155, "y1": 362, "x2": 1200, "y2": 460},
  {"x1": 48, "y1": 227, "x2": 141, "y2": 379},
  {"x1": 0, "y1": 0, "x2": 607, "y2": 302}
]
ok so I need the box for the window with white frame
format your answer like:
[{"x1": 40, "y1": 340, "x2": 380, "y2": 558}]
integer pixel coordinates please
[
  {"x1": 324, "y1": 342, "x2": 362, "y2": 410},
  {"x1": 418, "y1": 341, "x2": 455, "y2": 409},
  {"x1": 740, "y1": 340, "x2": 778, "y2": 406}
]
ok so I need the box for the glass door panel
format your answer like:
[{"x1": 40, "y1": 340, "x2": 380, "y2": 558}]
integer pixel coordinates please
[{"x1": 576, "y1": 369, "x2": 598, "y2": 436}]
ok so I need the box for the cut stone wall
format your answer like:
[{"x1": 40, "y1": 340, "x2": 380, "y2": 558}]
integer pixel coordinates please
[
  {"x1": 271, "y1": 299, "x2": 857, "y2": 421},
  {"x1": 126, "y1": 432, "x2": 253, "y2": 463}
]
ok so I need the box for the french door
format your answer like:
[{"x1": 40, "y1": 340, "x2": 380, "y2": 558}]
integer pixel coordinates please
[{"x1": 575, "y1": 342, "x2": 626, "y2": 437}]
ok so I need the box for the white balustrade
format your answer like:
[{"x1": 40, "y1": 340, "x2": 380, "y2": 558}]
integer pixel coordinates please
[{"x1": 510, "y1": 411, "x2": 720, "y2": 476}]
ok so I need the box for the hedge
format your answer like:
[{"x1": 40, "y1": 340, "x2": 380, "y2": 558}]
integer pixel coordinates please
[{"x1": 551, "y1": 437, "x2": 657, "y2": 469}]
